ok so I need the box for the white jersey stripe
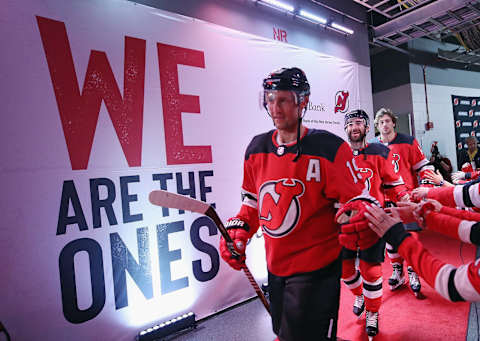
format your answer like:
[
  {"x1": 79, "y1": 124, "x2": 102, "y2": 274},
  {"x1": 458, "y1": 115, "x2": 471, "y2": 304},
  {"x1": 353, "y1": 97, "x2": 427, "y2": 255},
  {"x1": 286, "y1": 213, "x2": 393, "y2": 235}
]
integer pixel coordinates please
[
  {"x1": 242, "y1": 197, "x2": 257, "y2": 209},
  {"x1": 434, "y1": 264, "x2": 456, "y2": 301},
  {"x1": 412, "y1": 159, "x2": 430, "y2": 172},
  {"x1": 469, "y1": 183, "x2": 480, "y2": 207},
  {"x1": 455, "y1": 264, "x2": 480, "y2": 302},
  {"x1": 453, "y1": 185, "x2": 465, "y2": 208},
  {"x1": 458, "y1": 220, "x2": 475, "y2": 244}
]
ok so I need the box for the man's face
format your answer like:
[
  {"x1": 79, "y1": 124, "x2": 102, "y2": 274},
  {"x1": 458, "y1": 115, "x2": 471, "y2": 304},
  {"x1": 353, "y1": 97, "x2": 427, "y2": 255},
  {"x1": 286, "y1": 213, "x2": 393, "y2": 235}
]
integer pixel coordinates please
[
  {"x1": 345, "y1": 118, "x2": 368, "y2": 143},
  {"x1": 467, "y1": 139, "x2": 477, "y2": 152},
  {"x1": 377, "y1": 115, "x2": 395, "y2": 135},
  {"x1": 265, "y1": 90, "x2": 301, "y2": 132}
]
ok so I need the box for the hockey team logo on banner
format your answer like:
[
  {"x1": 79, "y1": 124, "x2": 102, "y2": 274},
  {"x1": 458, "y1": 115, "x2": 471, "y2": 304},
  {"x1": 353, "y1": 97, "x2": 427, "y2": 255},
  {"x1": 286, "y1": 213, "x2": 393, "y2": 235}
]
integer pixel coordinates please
[
  {"x1": 451, "y1": 95, "x2": 480, "y2": 169},
  {"x1": 334, "y1": 90, "x2": 349, "y2": 113},
  {"x1": 258, "y1": 179, "x2": 304, "y2": 238}
]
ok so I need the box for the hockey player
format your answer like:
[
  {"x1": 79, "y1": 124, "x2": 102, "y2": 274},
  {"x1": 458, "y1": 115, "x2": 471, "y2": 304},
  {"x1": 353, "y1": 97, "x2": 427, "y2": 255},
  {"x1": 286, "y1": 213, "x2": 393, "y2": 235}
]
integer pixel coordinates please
[
  {"x1": 373, "y1": 108, "x2": 433, "y2": 296},
  {"x1": 341, "y1": 109, "x2": 408, "y2": 339},
  {"x1": 218, "y1": 67, "x2": 367, "y2": 341}
]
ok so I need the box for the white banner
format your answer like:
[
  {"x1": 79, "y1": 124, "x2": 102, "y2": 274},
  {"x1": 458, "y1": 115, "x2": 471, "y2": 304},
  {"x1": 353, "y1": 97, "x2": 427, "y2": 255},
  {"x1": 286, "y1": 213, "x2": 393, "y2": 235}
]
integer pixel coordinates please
[{"x1": 1, "y1": 0, "x2": 360, "y2": 339}]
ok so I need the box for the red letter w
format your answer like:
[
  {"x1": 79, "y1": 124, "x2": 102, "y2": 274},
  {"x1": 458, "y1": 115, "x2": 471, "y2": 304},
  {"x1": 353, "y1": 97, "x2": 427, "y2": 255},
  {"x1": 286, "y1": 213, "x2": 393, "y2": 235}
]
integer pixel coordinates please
[{"x1": 36, "y1": 16, "x2": 146, "y2": 170}]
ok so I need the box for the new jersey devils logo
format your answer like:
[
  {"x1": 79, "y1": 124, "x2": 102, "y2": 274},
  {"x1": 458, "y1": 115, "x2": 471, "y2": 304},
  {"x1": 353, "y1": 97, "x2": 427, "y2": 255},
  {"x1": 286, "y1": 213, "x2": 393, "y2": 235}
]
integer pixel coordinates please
[
  {"x1": 359, "y1": 167, "x2": 374, "y2": 192},
  {"x1": 456, "y1": 120, "x2": 461, "y2": 128},
  {"x1": 334, "y1": 90, "x2": 349, "y2": 113},
  {"x1": 392, "y1": 153, "x2": 400, "y2": 173},
  {"x1": 469, "y1": 109, "x2": 474, "y2": 117},
  {"x1": 458, "y1": 142, "x2": 463, "y2": 150},
  {"x1": 454, "y1": 98, "x2": 459, "y2": 105},
  {"x1": 258, "y1": 179, "x2": 305, "y2": 238},
  {"x1": 475, "y1": 120, "x2": 479, "y2": 128},
  {"x1": 473, "y1": 99, "x2": 477, "y2": 106}
]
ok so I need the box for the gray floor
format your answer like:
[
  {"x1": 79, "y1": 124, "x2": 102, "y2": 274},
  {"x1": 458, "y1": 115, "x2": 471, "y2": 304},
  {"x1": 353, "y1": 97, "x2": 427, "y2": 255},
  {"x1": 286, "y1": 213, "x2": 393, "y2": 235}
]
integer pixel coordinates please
[{"x1": 164, "y1": 298, "x2": 275, "y2": 341}]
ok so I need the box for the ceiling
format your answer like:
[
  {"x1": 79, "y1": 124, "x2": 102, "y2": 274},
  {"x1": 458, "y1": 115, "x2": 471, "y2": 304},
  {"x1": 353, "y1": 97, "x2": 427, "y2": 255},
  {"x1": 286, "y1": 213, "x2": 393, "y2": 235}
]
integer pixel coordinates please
[{"x1": 345, "y1": 0, "x2": 480, "y2": 65}]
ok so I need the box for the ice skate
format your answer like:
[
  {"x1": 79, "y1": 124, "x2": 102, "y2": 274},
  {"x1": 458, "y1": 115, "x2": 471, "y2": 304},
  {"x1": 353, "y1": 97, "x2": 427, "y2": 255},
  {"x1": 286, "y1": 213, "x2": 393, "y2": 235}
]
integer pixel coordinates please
[
  {"x1": 388, "y1": 263, "x2": 405, "y2": 291},
  {"x1": 408, "y1": 266, "x2": 421, "y2": 298},
  {"x1": 353, "y1": 294, "x2": 365, "y2": 317},
  {"x1": 366, "y1": 310, "x2": 378, "y2": 341}
]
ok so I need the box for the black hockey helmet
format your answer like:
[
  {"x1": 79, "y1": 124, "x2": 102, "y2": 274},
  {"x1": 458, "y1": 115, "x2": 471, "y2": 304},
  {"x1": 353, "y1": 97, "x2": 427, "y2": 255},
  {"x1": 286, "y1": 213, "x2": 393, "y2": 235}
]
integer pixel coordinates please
[
  {"x1": 263, "y1": 67, "x2": 310, "y2": 106},
  {"x1": 344, "y1": 109, "x2": 370, "y2": 128}
]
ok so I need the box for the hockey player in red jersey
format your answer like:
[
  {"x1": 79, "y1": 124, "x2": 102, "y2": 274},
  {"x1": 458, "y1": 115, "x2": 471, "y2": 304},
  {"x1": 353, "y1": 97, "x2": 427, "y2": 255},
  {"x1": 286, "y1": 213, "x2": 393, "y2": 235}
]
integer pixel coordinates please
[
  {"x1": 342, "y1": 109, "x2": 407, "y2": 339},
  {"x1": 218, "y1": 67, "x2": 367, "y2": 341},
  {"x1": 373, "y1": 108, "x2": 433, "y2": 295}
]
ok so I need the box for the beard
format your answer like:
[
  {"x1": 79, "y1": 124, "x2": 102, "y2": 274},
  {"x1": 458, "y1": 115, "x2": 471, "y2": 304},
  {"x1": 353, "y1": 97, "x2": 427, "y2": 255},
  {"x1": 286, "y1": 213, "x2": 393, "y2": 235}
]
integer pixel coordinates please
[{"x1": 348, "y1": 129, "x2": 366, "y2": 143}]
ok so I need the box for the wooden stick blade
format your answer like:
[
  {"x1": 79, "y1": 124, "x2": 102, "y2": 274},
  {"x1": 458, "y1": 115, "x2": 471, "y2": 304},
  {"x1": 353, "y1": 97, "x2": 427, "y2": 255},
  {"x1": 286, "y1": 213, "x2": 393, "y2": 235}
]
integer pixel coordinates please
[{"x1": 149, "y1": 190, "x2": 210, "y2": 215}]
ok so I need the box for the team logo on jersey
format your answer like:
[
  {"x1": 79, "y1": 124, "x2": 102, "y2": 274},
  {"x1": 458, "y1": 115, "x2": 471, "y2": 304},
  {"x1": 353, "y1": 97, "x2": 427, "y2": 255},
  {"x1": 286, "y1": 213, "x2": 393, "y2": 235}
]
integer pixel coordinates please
[
  {"x1": 334, "y1": 90, "x2": 349, "y2": 113},
  {"x1": 474, "y1": 120, "x2": 479, "y2": 128},
  {"x1": 473, "y1": 99, "x2": 477, "y2": 106},
  {"x1": 472, "y1": 131, "x2": 477, "y2": 137},
  {"x1": 454, "y1": 98, "x2": 459, "y2": 105},
  {"x1": 392, "y1": 153, "x2": 400, "y2": 173},
  {"x1": 456, "y1": 120, "x2": 461, "y2": 128},
  {"x1": 469, "y1": 109, "x2": 474, "y2": 117},
  {"x1": 359, "y1": 167, "x2": 374, "y2": 191},
  {"x1": 277, "y1": 145, "x2": 286, "y2": 156},
  {"x1": 258, "y1": 179, "x2": 305, "y2": 238},
  {"x1": 458, "y1": 142, "x2": 463, "y2": 150}
]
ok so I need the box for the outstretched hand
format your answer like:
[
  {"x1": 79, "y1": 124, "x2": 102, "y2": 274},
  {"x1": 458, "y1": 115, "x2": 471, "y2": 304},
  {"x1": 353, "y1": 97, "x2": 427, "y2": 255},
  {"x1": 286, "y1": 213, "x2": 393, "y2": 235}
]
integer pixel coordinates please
[
  {"x1": 386, "y1": 201, "x2": 417, "y2": 223},
  {"x1": 364, "y1": 205, "x2": 402, "y2": 237}
]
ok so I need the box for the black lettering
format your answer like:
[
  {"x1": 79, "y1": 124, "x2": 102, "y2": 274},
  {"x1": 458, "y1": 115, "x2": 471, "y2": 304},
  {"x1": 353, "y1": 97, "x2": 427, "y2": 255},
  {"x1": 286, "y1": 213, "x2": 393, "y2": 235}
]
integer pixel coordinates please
[
  {"x1": 156, "y1": 221, "x2": 188, "y2": 294},
  {"x1": 120, "y1": 175, "x2": 143, "y2": 223},
  {"x1": 110, "y1": 227, "x2": 153, "y2": 309},
  {"x1": 59, "y1": 238, "x2": 105, "y2": 323},
  {"x1": 190, "y1": 216, "x2": 219, "y2": 282},
  {"x1": 176, "y1": 172, "x2": 195, "y2": 214},
  {"x1": 152, "y1": 173, "x2": 173, "y2": 217},
  {"x1": 57, "y1": 180, "x2": 88, "y2": 235},
  {"x1": 90, "y1": 178, "x2": 117, "y2": 228}
]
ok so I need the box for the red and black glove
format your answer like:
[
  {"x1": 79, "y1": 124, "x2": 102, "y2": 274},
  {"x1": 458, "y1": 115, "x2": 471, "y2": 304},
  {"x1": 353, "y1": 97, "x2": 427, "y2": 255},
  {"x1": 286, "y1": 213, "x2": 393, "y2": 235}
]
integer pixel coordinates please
[
  {"x1": 335, "y1": 196, "x2": 381, "y2": 250},
  {"x1": 219, "y1": 218, "x2": 250, "y2": 271}
]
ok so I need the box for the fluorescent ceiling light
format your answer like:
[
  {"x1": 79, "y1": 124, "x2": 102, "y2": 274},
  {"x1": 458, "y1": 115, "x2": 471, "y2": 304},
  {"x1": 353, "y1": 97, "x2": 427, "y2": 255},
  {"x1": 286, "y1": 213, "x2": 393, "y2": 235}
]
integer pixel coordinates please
[
  {"x1": 331, "y1": 23, "x2": 354, "y2": 35},
  {"x1": 299, "y1": 10, "x2": 327, "y2": 24},
  {"x1": 258, "y1": 0, "x2": 295, "y2": 12}
]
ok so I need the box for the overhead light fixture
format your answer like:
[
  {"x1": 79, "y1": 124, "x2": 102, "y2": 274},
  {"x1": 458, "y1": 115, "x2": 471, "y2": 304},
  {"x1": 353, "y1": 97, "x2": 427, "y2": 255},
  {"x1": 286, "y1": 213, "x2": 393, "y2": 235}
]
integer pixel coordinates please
[
  {"x1": 331, "y1": 23, "x2": 354, "y2": 35},
  {"x1": 256, "y1": 0, "x2": 295, "y2": 13},
  {"x1": 137, "y1": 312, "x2": 196, "y2": 341},
  {"x1": 299, "y1": 10, "x2": 327, "y2": 25}
]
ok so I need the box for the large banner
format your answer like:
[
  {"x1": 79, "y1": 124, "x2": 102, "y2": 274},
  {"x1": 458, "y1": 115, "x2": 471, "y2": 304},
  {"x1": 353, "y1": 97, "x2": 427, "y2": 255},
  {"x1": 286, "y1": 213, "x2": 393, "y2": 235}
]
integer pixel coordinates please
[
  {"x1": 1, "y1": 0, "x2": 361, "y2": 339},
  {"x1": 451, "y1": 95, "x2": 480, "y2": 169}
]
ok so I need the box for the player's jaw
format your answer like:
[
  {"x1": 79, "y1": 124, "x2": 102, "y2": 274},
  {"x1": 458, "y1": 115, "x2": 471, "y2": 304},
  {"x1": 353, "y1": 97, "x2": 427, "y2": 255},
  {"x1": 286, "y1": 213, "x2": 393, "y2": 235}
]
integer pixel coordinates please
[{"x1": 347, "y1": 127, "x2": 366, "y2": 143}]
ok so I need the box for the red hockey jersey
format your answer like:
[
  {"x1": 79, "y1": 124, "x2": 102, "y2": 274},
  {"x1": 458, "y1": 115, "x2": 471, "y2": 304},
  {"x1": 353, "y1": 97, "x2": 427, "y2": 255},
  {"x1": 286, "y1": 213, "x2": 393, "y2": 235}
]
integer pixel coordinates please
[
  {"x1": 235, "y1": 128, "x2": 365, "y2": 276},
  {"x1": 353, "y1": 143, "x2": 406, "y2": 206},
  {"x1": 379, "y1": 133, "x2": 430, "y2": 190},
  {"x1": 398, "y1": 209, "x2": 480, "y2": 302},
  {"x1": 426, "y1": 179, "x2": 480, "y2": 208}
]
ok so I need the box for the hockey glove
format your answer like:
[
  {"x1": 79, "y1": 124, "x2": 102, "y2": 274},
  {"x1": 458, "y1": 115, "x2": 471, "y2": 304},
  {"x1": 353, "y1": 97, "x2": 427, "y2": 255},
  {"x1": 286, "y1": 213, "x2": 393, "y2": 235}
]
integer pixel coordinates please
[
  {"x1": 219, "y1": 218, "x2": 250, "y2": 271},
  {"x1": 336, "y1": 196, "x2": 381, "y2": 250}
]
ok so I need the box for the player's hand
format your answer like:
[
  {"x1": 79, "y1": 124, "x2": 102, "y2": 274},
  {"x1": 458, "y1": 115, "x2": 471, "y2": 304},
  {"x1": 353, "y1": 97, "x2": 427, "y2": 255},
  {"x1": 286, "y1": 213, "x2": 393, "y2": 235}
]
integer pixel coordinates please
[
  {"x1": 411, "y1": 187, "x2": 431, "y2": 202},
  {"x1": 219, "y1": 219, "x2": 250, "y2": 271},
  {"x1": 336, "y1": 198, "x2": 380, "y2": 250},
  {"x1": 365, "y1": 205, "x2": 410, "y2": 248},
  {"x1": 386, "y1": 201, "x2": 418, "y2": 224},
  {"x1": 423, "y1": 169, "x2": 444, "y2": 186},
  {"x1": 412, "y1": 200, "x2": 441, "y2": 228},
  {"x1": 451, "y1": 171, "x2": 466, "y2": 184},
  {"x1": 364, "y1": 205, "x2": 402, "y2": 237}
]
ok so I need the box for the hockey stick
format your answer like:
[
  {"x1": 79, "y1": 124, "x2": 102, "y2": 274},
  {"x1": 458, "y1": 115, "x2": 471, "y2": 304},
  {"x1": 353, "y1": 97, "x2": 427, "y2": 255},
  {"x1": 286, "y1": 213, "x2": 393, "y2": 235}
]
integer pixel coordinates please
[{"x1": 148, "y1": 190, "x2": 270, "y2": 314}]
